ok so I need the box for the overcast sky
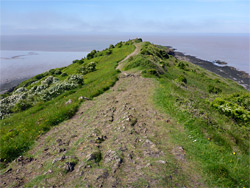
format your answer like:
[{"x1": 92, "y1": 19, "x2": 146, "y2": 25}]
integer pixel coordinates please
[{"x1": 1, "y1": 0, "x2": 249, "y2": 35}]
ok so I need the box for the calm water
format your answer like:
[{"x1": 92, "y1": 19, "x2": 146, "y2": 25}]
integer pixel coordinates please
[
  {"x1": 143, "y1": 35, "x2": 249, "y2": 73},
  {"x1": 0, "y1": 50, "x2": 88, "y2": 84},
  {"x1": 0, "y1": 34, "x2": 249, "y2": 84}
]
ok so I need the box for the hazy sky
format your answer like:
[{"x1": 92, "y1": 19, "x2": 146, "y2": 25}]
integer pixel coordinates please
[{"x1": 1, "y1": 0, "x2": 249, "y2": 35}]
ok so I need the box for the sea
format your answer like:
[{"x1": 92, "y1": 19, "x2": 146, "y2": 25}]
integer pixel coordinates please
[{"x1": 1, "y1": 34, "x2": 249, "y2": 87}]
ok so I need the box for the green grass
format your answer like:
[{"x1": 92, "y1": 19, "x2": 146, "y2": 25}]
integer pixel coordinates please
[
  {"x1": 0, "y1": 42, "x2": 135, "y2": 167},
  {"x1": 123, "y1": 42, "x2": 249, "y2": 187}
]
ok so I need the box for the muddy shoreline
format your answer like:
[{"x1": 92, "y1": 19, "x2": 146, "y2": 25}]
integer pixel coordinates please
[
  {"x1": 168, "y1": 47, "x2": 250, "y2": 90},
  {"x1": 1, "y1": 47, "x2": 249, "y2": 94}
]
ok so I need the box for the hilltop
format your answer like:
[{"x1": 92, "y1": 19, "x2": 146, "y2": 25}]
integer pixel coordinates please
[{"x1": 0, "y1": 39, "x2": 249, "y2": 187}]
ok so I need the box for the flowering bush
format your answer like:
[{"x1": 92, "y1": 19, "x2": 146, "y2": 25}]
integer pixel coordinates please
[
  {"x1": 210, "y1": 93, "x2": 250, "y2": 124},
  {"x1": 0, "y1": 75, "x2": 84, "y2": 118},
  {"x1": 78, "y1": 62, "x2": 96, "y2": 75}
]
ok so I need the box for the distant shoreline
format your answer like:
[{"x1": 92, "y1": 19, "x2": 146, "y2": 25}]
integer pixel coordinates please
[
  {"x1": 1, "y1": 47, "x2": 249, "y2": 94},
  {"x1": 167, "y1": 47, "x2": 250, "y2": 90}
]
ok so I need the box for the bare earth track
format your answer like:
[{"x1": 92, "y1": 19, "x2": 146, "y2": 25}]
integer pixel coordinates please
[{"x1": 0, "y1": 46, "x2": 205, "y2": 187}]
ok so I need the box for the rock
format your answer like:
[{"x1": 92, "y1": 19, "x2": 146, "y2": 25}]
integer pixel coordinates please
[
  {"x1": 65, "y1": 99, "x2": 72, "y2": 105},
  {"x1": 86, "y1": 151, "x2": 102, "y2": 163},
  {"x1": 52, "y1": 159, "x2": 57, "y2": 164},
  {"x1": 71, "y1": 135, "x2": 77, "y2": 138},
  {"x1": 104, "y1": 150, "x2": 119, "y2": 163},
  {"x1": 95, "y1": 169, "x2": 109, "y2": 180},
  {"x1": 5, "y1": 168, "x2": 12, "y2": 173},
  {"x1": 78, "y1": 96, "x2": 90, "y2": 101},
  {"x1": 56, "y1": 139, "x2": 63, "y2": 146},
  {"x1": 157, "y1": 160, "x2": 166, "y2": 164},
  {"x1": 58, "y1": 148, "x2": 66, "y2": 153},
  {"x1": 172, "y1": 146, "x2": 185, "y2": 161},
  {"x1": 145, "y1": 163, "x2": 151, "y2": 167},
  {"x1": 95, "y1": 135, "x2": 107, "y2": 144},
  {"x1": 44, "y1": 169, "x2": 53, "y2": 175},
  {"x1": 65, "y1": 162, "x2": 76, "y2": 172},
  {"x1": 15, "y1": 156, "x2": 33, "y2": 165}
]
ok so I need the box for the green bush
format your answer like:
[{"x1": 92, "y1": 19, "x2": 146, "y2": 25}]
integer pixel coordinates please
[
  {"x1": 87, "y1": 50, "x2": 97, "y2": 60},
  {"x1": 106, "y1": 50, "x2": 112, "y2": 55},
  {"x1": 115, "y1": 42, "x2": 123, "y2": 48},
  {"x1": 72, "y1": 59, "x2": 79, "y2": 64},
  {"x1": 61, "y1": 72, "x2": 68, "y2": 77},
  {"x1": 54, "y1": 70, "x2": 62, "y2": 75},
  {"x1": 35, "y1": 73, "x2": 47, "y2": 80},
  {"x1": 177, "y1": 62, "x2": 187, "y2": 70},
  {"x1": 13, "y1": 100, "x2": 32, "y2": 112},
  {"x1": 109, "y1": 44, "x2": 114, "y2": 49},
  {"x1": 210, "y1": 93, "x2": 250, "y2": 124},
  {"x1": 146, "y1": 69, "x2": 159, "y2": 77},
  {"x1": 134, "y1": 38, "x2": 143, "y2": 43},
  {"x1": 176, "y1": 75, "x2": 187, "y2": 84},
  {"x1": 78, "y1": 62, "x2": 96, "y2": 75},
  {"x1": 208, "y1": 85, "x2": 222, "y2": 94},
  {"x1": 49, "y1": 69, "x2": 56, "y2": 75}
]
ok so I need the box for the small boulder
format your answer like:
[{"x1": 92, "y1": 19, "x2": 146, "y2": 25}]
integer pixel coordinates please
[
  {"x1": 86, "y1": 151, "x2": 102, "y2": 163},
  {"x1": 65, "y1": 99, "x2": 72, "y2": 105},
  {"x1": 65, "y1": 162, "x2": 76, "y2": 172},
  {"x1": 78, "y1": 96, "x2": 90, "y2": 101}
]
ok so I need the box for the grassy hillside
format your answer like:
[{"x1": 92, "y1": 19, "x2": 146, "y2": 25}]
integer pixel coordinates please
[
  {"x1": 122, "y1": 41, "x2": 250, "y2": 187},
  {"x1": 0, "y1": 41, "x2": 135, "y2": 166},
  {"x1": 0, "y1": 39, "x2": 249, "y2": 187}
]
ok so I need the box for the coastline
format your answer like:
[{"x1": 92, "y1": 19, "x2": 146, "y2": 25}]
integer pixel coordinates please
[
  {"x1": 168, "y1": 47, "x2": 250, "y2": 90},
  {"x1": 1, "y1": 47, "x2": 249, "y2": 94}
]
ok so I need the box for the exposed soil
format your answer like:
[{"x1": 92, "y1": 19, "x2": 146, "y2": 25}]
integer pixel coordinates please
[{"x1": 0, "y1": 47, "x2": 205, "y2": 187}]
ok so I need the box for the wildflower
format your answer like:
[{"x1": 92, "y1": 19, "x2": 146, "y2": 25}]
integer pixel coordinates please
[
  {"x1": 233, "y1": 152, "x2": 236, "y2": 155},
  {"x1": 208, "y1": 138, "x2": 210, "y2": 141}
]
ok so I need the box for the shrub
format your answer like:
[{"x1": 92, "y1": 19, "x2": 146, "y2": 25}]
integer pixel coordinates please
[
  {"x1": 177, "y1": 75, "x2": 187, "y2": 84},
  {"x1": 134, "y1": 38, "x2": 143, "y2": 43},
  {"x1": 72, "y1": 59, "x2": 79, "y2": 64},
  {"x1": 146, "y1": 69, "x2": 159, "y2": 77},
  {"x1": 177, "y1": 62, "x2": 186, "y2": 70},
  {"x1": 78, "y1": 62, "x2": 96, "y2": 74},
  {"x1": 125, "y1": 40, "x2": 133, "y2": 45},
  {"x1": 54, "y1": 70, "x2": 62, "y2": 75},
  {"x1": 106, "y1": 50, "x2": 112, "y2": 55},
  {"x1": 61, "y1": 72, "x2": 68, "y2": 77},
  {"x1": 13, "y1": 100, "x2": 32, "y2": 112},
  {"x1": 128, "y1": 56, "x2": 134, "y2": 61},
  {"x1": 109, "y1": 44, "x2": 114, "y2": 49},
  {"x1": 210, "y1": 93, "x2": 250, "y2": 124},
  {"x1": 49, "y1": 69, "x2": 56, "y2": 75},
  {"x1": 208, "y1": 85, "x2": 222, "y2": 94},
  {"x1": 35, "y1": 73, "x2": 48, "y2": 80},
  {"x1": 115, "y1": 42, "x2": 123, "y2": 48},
  {"x1": 87, "y1": 50, "x2": 97, "y2": 60}
]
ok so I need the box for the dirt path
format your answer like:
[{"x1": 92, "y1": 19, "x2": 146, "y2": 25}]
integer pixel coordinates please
[
  {"x1": 116, "y1": 43, "x2": 141, "y2": 70},
  {"x1": 0, "y1": 46, "x2": 205, "y2": 187}
]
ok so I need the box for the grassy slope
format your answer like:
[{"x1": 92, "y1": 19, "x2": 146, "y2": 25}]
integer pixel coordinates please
[
  {"x1": 122, "y1": 42, "x2": 249, "y2": 187},
  {"x1": 1, "y1": 39, "x2": 249, "y2": 187},
  {"x1": 0, "y1": 43, "x2": 135, "y2": 166}
]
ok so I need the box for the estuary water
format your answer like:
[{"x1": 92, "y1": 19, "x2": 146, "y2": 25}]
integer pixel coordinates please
[
  {"x1": 0, "y1": 34, "x2": 249, "y2": 87},
  {"x1": 0, "y1": 50, "x2": 88, "y2": 84}
]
